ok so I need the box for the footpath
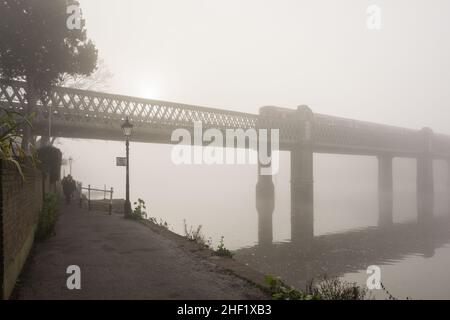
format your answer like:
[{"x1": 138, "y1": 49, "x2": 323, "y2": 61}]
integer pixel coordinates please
[{"x1": 14, "y1": 204, "x2": 268, "y2": 300}]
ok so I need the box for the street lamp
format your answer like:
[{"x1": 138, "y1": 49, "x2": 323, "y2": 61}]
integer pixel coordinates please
[
  {"x1": 121, "y1": 117, "x2": 133, "y2": 218},
  {"x1": 68, "y1": 157, "x2": 73, "y2": 175}
]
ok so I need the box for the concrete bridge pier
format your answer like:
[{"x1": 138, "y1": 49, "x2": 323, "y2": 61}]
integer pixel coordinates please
[
  {"x1": 417, "y1": 128, "x2": 434, "y2": 227},
  {"x1": 290, "y1": 106, "x2": 314, "y2": 250},
  {"x1": 378, "y1": 155, "x2": 394, "y2": 227},
  {"x1": 256, "y1": 164, "x2": 274, "y2": 246},
  {"x1": 291, "y1": 148, "x2": 314, "y2": 249}
]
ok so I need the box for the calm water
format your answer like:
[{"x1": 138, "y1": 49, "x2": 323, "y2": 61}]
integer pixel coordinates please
[{"x1": 61, "y1": 139, "x2": 450, "y2": 299}]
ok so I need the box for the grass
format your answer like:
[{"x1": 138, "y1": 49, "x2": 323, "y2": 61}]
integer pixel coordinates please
[
  {"x1": 182, "y1": 221, "x2": 234, "y2": 258},
  {"x1": 183, "y1": 219, "x2": 212, "y2": 248},
  {"x1": 148, "y1": 216, "x2": 169, "y2": 229}
]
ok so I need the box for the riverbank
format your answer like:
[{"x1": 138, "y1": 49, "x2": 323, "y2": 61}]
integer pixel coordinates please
[{"x1": 13, "y1": 204, "x2": 270, "y2": 300}]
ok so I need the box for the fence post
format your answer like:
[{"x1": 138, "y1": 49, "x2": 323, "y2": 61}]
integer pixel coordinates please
[
  {"x1": 79, "y1": 183, "x2": 83, "y2": 208},
  {"x1": 109, "y1": 187, "x2": 113, "y2": 215},
  {"x1": 88, "y1": 185, "x2": 91, "y2": 211}
]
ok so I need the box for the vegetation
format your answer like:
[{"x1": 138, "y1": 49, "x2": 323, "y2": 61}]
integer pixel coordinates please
[
  {"x1": 214, "y1": 236, "x2": 234, "y2": 258},
  {"x1": 182, "y1": 222, "x2": 233, "y2": 257},
  {"x1": 0, "y1": 0, "x2": 98, "y2": 150},
  {"x1": 37, "y1": 146, "x2": 62, "y2": 183},
  {"x1": 265, "y1": 275, "x2": 317, "y2": 300},
  {"x1": 61, "y1": 59, "x2": 114, "y2": 92},
  {"x1": 0, "y1": 108, "x2": 34, "y2": 177},
  {"x1": 148, "y1": 216, "x2": 169, "y2": 229},
  {"x1": 131, "y1": 198, "x2": 169, "y2": 229},
  {"x1": 265, "y1": 275, "x2": 369, "y2": 300},
  {"x1": 183, "y1": 220, "x2": 212, "y2": 248},
  {"x1": 36, "y1": 193, "x2": 59, "y2": 241},
  {"x1": 131, "y1": 198, "x2": 147, "y2": 220},
  {"x1": 0, "y1": 0, "x2": 97, "y2": 86},
  {"x1": 181, "y1": 220, "x2": 235, "y2": 256},
  {"x1": 306, "y1": 277, "x2": 369, "y2": 300}
]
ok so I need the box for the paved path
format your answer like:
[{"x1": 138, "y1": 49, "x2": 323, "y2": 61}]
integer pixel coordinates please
[{"x1": 15, "y1": 205, "x2": 267, "y2": 300}]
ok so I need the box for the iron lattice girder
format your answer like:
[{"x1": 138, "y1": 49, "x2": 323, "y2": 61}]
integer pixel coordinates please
[{"x1": 1, "y1": 80, "x2": 450, "y2": 156}]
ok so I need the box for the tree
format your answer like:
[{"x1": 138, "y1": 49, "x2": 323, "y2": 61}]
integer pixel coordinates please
[
  {"x1": 0, "y1": 0, "x2": 98, "y2": 152},
  {"x1": 61, "y1": 58, "x2": 114, "y2": 92}
]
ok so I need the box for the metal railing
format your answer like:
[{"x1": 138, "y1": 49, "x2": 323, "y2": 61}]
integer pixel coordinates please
[
  {"x1": 2, "y1": 79, "x2": 450, "y2": 156},
  {"x1": 79, "y1": 184, "x2": 114, "y2": 215}
]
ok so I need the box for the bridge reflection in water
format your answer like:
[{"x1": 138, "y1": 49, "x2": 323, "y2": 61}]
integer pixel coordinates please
[{"x1": 234, "y1": 216, "x2": 450, "y2": 290}]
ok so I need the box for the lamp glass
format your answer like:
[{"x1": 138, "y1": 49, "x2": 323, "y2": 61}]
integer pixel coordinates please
[{"x1": 121, "y1": 118, "x2": 133, "y2": 137}]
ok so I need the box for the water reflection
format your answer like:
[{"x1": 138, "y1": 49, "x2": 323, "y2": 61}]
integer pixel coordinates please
[{"x1": 234, "y1": 216, "x2": 450, "y2": 291}]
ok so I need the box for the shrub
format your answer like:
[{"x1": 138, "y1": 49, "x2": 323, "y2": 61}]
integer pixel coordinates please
[
  {"x1": 265, "y1": 275, "x2": 369, "y2": 300},
  {"x1": 0, "y1": 107, "x2": 34, "y2": 178},
  {"x1": 306, "y1": 277, "x2": 369, "y2": 300},
  {"x1": 130, "y1": 198, "x2": 147, "y2": 220},
  {"x1": 36, "y1": 193, "x2": 59, "y2": 241},
  {"x1": 183, "y1": 220, "x2": 211, "y2": 248},
  {"x1": 214, "y1": 236, "x2": 234, "y2": 258},
  {"x1": 37, "y1": 146, "x2": 62, "y2": 183},
  {"x1": 265, "y1": 275, "x2": 317, "y2": 300}
]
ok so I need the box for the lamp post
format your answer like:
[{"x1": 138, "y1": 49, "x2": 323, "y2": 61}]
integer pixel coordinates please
[
  {"x1": 68, "y1": 157, "x2": 73, "y2": 175},
  {"x1": 121, "y1": 117, "x2": 133, "y2": 218}
]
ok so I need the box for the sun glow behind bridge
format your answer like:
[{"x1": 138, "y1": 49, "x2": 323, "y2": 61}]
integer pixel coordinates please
[{"x1": 136, "y1": 82, "x2": 161, "y2": 100}]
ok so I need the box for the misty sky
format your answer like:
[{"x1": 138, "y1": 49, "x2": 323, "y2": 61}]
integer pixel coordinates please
[{"x1": 78, "y1": 0, "x2": 450, "y2": 134}]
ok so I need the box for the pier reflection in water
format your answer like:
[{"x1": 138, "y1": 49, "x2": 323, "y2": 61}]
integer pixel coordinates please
[{"x1": 234, "y1": 216, "x2": 450, "y2": 297}]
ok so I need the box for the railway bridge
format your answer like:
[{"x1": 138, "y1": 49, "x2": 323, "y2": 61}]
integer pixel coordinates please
[{"x1": 1, "y1": 80, "x2": 450, "y2": 248}]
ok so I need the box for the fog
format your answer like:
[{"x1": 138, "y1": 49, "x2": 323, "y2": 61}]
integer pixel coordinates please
[
  {"x1": 76, "y1": 0, "x2": 450, "y2": 133},
  {"x1": 55, "y1": 0, "x2": 450, "y2": 299}
]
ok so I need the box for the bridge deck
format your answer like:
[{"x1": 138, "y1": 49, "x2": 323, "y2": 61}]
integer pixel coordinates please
[{"x1": 1, "y1": 80, "x2": 449, "y2": 157}]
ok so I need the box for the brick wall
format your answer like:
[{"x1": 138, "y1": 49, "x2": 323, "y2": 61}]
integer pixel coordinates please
[{"x1": 0, "y1": 160, "x2": 43, "y2": 300}]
